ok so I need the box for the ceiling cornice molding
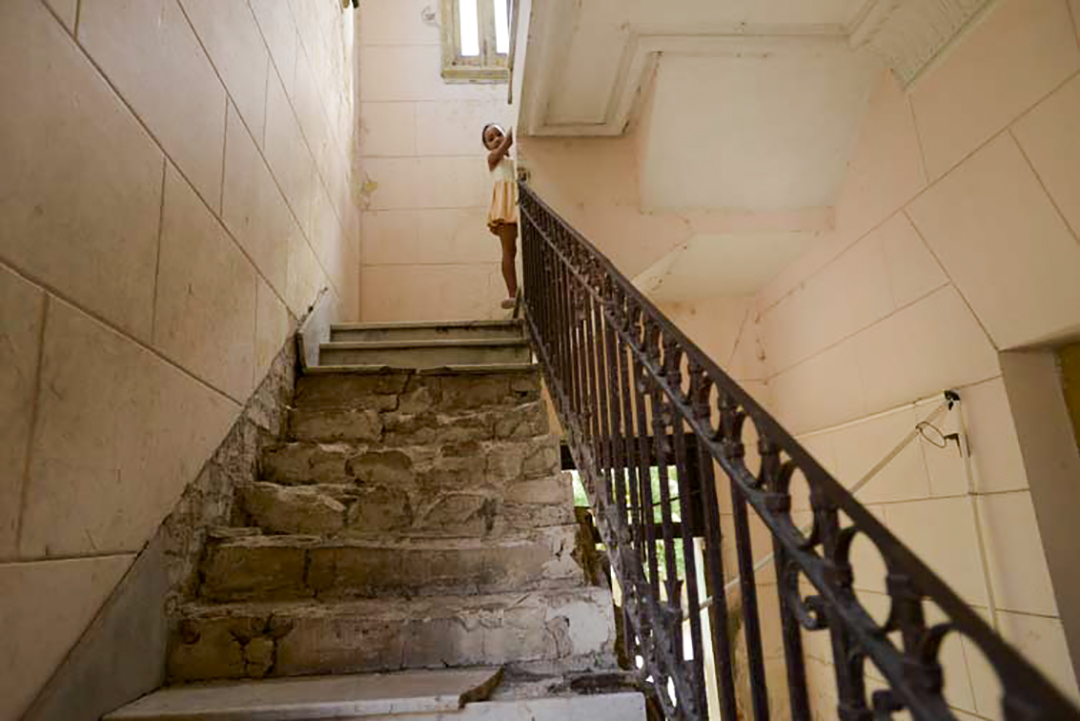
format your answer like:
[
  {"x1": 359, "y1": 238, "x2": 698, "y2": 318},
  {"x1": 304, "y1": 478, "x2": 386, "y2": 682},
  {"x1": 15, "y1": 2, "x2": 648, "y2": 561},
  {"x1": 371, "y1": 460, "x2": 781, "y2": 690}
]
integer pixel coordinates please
[
  {"x1": 519, "y1": 0, "x2": 996, "y2": 137},
  {"x1": 524, "y1": 24, "x2": 852, "y2": 137},
  {"x1": 849, "y1": 0, "x2": 995, "y2": 84}
]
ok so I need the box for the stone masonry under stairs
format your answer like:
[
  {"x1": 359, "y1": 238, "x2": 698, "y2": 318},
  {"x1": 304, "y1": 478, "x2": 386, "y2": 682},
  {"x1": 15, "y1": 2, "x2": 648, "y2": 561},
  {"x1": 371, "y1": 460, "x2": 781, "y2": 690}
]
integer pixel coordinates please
[{"x1": 110, "y1": 320, "x2": 643, "y2": 720}]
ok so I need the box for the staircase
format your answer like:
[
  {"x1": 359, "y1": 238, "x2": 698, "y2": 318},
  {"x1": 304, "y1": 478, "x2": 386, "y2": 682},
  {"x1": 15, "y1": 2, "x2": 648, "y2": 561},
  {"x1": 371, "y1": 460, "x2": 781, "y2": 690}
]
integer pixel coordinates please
[{"x1": 106, "y1": 320, "x2": 646, "y2": 721}]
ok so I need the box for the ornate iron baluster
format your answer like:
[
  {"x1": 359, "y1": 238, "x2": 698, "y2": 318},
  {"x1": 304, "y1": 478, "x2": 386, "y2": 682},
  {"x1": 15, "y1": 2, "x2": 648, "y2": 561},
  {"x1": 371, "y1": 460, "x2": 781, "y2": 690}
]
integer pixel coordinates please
[
  {"x1": 761, "y1": 436, "x2": 812, "y2": 721},
  {"x1": 668, "y1": 361, "x2": 708, "y2": 718},
  {"x1": 689, "y1": 364, "x2": 739, "y2": 720},
  {"x1": 720, "y1": 392, "x2": 770, "y2": 720},
  {"x1": 517, "y1": 181, "x2": 1080, "y2": 721}
]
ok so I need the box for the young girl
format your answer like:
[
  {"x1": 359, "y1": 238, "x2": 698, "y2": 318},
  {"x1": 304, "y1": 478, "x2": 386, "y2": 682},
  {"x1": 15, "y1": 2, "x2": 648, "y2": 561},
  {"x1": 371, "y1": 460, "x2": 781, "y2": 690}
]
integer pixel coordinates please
[{"x1": 482, "y1": 123, "x2": 519, "y2": 310}]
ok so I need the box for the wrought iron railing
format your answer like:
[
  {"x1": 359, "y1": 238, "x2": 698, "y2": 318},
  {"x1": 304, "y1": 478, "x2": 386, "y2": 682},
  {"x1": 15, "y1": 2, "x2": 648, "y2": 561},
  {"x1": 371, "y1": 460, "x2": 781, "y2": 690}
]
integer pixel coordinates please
[{"x1": 518, "y1": 181, "x2": 1080, "y2": 721}]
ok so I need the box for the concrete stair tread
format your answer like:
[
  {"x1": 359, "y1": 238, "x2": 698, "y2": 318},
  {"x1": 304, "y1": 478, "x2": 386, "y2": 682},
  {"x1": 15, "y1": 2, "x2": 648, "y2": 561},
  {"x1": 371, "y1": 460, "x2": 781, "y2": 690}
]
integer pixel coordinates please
[
  {"x1": 318, "y1": 341, "x2": 531, "y2": 372},
  {"x1": 170, "y1": 586, "x2": 615, "y2": 682},
  {"x1": 321, "y1": 340, "x2": 527, "y2": 351},
  {"x1": 328, "y1": 322, "x2": 524, "y2": 346},
  {"x1": 198, "y1": 525, "x2": 585, "y2": 601},
  {"x1": 304, "y1": 363, "x2": 538, "y2": 376},
  {"x1": 209, "y1": 526, "x2": 579, "y2": 552},
  {"x1": 181, "y1": 586, "x2": 610, "y2": 621},
  {"x1": 104, "y1": 668, "x2": 503, "y2": 720},
  {"x1": 331, "y1": 320, "x2": 522, "y2": 332}
]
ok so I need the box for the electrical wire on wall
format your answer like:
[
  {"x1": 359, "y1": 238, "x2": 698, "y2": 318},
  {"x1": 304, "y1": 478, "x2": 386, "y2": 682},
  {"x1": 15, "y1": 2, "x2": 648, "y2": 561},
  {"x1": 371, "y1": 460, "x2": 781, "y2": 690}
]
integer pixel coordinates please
[{"x1": 695, "y1": 389, "x2": 1002, "y2": 633}]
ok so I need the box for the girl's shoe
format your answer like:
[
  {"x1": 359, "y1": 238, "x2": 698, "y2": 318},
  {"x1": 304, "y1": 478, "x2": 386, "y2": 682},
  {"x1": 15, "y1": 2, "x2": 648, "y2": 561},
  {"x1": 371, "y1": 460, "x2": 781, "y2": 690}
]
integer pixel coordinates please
[{"x1": 500, "y1": 297, "x2": 516, "y2": 309}]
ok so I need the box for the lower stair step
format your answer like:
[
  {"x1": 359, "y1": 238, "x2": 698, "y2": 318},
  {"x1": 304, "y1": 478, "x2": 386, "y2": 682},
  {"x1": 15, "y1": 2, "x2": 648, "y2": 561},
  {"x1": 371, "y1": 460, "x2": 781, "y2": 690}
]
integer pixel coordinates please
[
  {"x1": 104, "y1": 667, "x2": 502, "y2": 720},
  {"x1": 168, "y1": 588, "x2": 617, "y2": 683},
  {"x1": 329, "y1": 320, "x2": 525, "y2": 344},
  {"x1": 107, "y1": 678, "x2": 646, "y2": 721},
  {"x1": 449, "y1": 692, "x2": 647, "y2": 720},
  {"x1": 319, "y1": 340, "x2": 531, "y2": 369},
  {"x1": 199, "y1": 526, "x2": 588, "y2": 602}
]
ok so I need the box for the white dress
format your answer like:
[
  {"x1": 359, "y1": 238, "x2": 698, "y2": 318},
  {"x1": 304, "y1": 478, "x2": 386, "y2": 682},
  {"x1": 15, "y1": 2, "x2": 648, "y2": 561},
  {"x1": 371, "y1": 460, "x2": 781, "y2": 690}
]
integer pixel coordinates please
[{"x1": 487, "y1": 155, "x2": 518, "y2": 231}]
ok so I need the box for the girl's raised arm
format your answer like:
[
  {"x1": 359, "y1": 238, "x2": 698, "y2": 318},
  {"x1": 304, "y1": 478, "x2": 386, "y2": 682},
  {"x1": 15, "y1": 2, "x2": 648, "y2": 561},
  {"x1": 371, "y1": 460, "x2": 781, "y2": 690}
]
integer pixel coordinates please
[{"x1": 487, "y1": 128, "x2": 513, "y2": 171}]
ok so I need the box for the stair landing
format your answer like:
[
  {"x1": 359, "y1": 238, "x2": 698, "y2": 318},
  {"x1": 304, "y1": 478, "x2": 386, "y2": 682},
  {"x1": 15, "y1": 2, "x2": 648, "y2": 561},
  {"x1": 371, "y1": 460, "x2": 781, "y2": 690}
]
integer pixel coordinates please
[
  {"x1": 318, "y1": 320, "x2": 532, "y2": 372},
  {"x1": 106, "y1": 669, "x2": 501, "y2": 721},
  {"x1": 105, "y1": 669, "x2": 647, "y2": 721}
]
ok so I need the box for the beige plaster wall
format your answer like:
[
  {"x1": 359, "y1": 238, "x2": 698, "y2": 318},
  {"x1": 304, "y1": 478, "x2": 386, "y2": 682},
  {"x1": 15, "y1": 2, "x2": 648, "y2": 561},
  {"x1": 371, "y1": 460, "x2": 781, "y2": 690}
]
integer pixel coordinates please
[
  {"x1": 519, "y1": 135, "x2": 697, "y2": 281},
  {"x1": 357, "y1": 0, "x2": 515, "y2": 322},
  {"x1": 518, "y1": 91, "x2": 833, "y2": 287},
  {"x1": 518, "y1": 80, "x2": 728, "y2": 283},
  {"x1": 0, "y1": 0, "x2": 360, "y2": 718},
  {"x1": 738, "y1": 0, "x2": 1080, "y2": 716}
]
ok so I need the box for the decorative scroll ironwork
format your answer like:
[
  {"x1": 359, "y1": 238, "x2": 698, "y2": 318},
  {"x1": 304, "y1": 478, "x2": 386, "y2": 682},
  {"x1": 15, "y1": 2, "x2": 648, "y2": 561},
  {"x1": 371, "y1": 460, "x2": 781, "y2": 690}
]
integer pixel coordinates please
[{"x1": 518, "y1": 181, "x2": 1080, "y2": 721}]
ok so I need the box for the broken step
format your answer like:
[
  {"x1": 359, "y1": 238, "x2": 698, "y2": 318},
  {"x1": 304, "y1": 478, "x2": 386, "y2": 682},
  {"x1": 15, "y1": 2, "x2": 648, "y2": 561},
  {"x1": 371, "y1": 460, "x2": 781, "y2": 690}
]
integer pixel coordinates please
[
  {"x1": 238, "y1": 473, "x2": 573, "y2": 539},
  {"x1": 261, "y1": 432, "x2": 559, "y2": 488},
  {"x1": 319, "y1": 338, "x2": 532, "y2": 370},
  {"x1": 293, "y1": 367, "x2": 541, "y2": 416},
  {"x1": 105, "y1": 667, "x2": 502, "y2": 720},
  {"x1": 287, "y1": 402, "x2": 551, "y2": 447},
  {"x1": 330, "y1": 319, "x2": 524, "y2": 344},
  {"x1": 168, "y1": 587, "x2": 618, "y2": 684},
  {"x1": 199, "y1": 525, "x2": 589, "y2": 602}
]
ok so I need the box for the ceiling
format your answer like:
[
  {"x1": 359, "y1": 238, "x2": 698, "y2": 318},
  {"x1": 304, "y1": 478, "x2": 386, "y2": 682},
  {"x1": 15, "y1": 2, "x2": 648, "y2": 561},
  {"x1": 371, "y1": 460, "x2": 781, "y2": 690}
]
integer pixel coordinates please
[
  {"x1": 632, "y1": 231, "x2": 820, "y2": 301},
  {"x1": 518, "y1": 0, "x2": 994, "y2": 137},
  {"x1": 516, "y1": 0, "x2": 993, "y2": 297},
  {"x1": 640, "y1": 50, "x2": 881, "y2": 212}
]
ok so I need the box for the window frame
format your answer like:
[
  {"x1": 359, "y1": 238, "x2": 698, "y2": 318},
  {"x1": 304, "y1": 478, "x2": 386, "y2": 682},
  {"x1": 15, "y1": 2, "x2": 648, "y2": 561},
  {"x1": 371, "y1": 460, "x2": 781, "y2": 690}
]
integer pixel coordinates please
[{"x1": 440, "y1": 0, "x2": 510, "y2": 83}]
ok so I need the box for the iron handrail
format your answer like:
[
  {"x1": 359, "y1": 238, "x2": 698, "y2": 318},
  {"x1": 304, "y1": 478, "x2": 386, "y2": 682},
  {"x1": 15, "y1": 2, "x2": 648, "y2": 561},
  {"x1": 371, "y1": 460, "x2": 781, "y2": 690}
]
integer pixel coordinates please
[{"x1": 518, "y1": 180, "x2": 1080, "y2": 721}]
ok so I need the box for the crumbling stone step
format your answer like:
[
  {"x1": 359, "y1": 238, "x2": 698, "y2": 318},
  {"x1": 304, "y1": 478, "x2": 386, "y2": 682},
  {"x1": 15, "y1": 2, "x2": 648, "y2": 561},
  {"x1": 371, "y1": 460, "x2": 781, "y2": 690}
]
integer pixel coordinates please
[
  {"x1": 287, "y1": 399, "x2": 549, "y2": 446},
  {"x1": 247, "y1": 435, "x2": 569, "y2": 536},
  {"x1": 264, "y1": 422, "x2": 556, "y2": 487},
  {"x1": 330, "y1": 319, "x2": 524, "y2": 344},
  {"x1": 319, "y1": 339, "x2": 532, "y2": 371},
  {"x1": 285, "y1": 401, "x2": 551, "y2": 447},
  {"x1": 199, "y1": 526, "x2": 588, "y2": 602},
  {"x1": 237, "y1": 474, "x2": 573, "y2": 540},
  {"x1": 168, "y1": 587, "x2": 618, "y2": 683},
  {"x1": 293, "y1": 368, "x2": 541, "y2": 416},
  {"x1": 104, "y1": 668, "x2": 503, "y2": 720}
]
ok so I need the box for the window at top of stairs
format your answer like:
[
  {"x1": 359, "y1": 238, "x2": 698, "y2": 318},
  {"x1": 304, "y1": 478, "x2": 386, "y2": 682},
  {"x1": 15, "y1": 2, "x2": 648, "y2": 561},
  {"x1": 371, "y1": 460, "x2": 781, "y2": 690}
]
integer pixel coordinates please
[{"x1": 440, "y1": 0, "x2": 511, "y2": 82}]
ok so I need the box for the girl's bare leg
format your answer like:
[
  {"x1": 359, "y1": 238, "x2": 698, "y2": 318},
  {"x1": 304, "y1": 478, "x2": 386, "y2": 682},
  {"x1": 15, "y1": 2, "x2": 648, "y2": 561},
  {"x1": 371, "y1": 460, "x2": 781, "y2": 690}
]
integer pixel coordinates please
[{"x1": 497, "y1": 224, "x2": 519, "y2": 298}]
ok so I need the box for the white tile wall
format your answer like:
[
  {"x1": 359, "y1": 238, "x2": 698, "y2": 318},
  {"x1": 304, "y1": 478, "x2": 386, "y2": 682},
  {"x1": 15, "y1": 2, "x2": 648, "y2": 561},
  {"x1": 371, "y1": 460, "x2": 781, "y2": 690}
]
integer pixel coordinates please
[
  {"x1": 977, "y1": 491, "x2": 1060, "y2": 616},
  {"x1": 0, "y1": 556, "x2": 135, "y2": 720},
  {"x1": 222, "y1": 106, "x2": 291, "y2": 296},
  {"x1": 0, "y1": 2, "x2": 357, "y2": 716},
  {"x1": 910, "y1": 0, "x2": 1080, "y2": 180},
  {"x1": 0, "y1": 0, "x2": 164, "y2": 342},
  {"x1": 879, "y1": 212, "x2": 949, "y2": 309},
  {"x1": 154, "y1": 167, "x2": 258, "y2": 401},
  {"x1": 79, "y1": 0, "x2": 228, "y2": 210},
  {"x1": 1013, "y1": 72, "x2": 1080, "y2": 239},
  {"x1": 179, "y1": 0, "x2": 270, "y2": 145},
  {"x1": 852, "y1": 286, "x2": 999, "y2": 416},
  {"x1": 907, "y1": 133, "x2": 1080, "y2": 349},
  {"x1": 20, "y1": 300, "x2": 240, "y2": 557},
  {"x1": 834, "y1": 69, "x2": 927, "y2": 244},
  {"x1": 0, "y1": 267, "x2": 45, "y2": 559},
  {"x1": 962, "y1": 378, "x2": 1029, "y2": 494}
]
